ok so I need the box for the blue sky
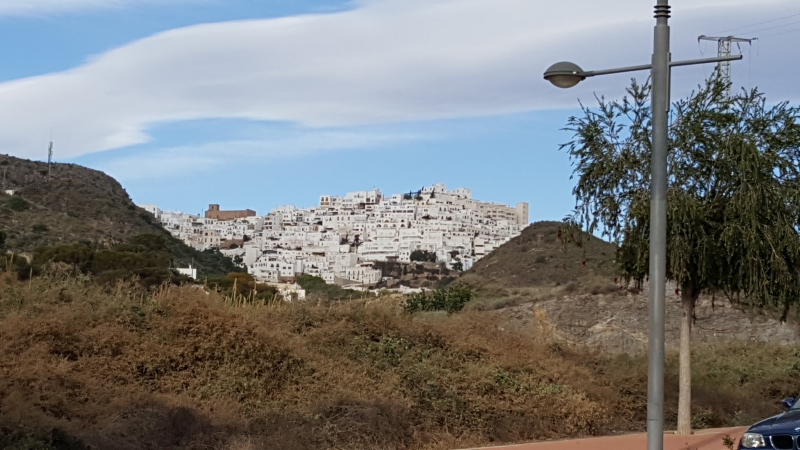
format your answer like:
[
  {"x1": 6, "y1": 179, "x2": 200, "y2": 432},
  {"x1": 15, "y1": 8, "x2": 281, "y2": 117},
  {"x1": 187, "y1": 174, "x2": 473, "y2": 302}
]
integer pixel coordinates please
[{"x1": 1, "y1": 0, "x2": 797, "y2": 223}]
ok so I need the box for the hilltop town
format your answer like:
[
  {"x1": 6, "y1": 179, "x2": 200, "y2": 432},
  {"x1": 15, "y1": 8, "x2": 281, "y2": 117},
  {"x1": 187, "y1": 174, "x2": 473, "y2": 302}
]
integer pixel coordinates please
[{"x1": 138, "y1": 183, "x2": 528, "y2": 292}]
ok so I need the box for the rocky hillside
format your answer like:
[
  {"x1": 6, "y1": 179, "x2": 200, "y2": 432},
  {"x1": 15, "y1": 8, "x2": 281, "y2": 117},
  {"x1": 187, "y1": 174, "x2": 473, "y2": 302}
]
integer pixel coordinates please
[
  {"x1": 459, "y1": 221, "x2": 798, "y2": 351},
  {"x1": 496, "y1": 285, "x2": 800, "y2": 354},
  {"x1": 460, "y1": 221, "x2": 618, "y2": 290},
  {"x1": 0, "y1": 154, "x2": 238, "y2": 277}
]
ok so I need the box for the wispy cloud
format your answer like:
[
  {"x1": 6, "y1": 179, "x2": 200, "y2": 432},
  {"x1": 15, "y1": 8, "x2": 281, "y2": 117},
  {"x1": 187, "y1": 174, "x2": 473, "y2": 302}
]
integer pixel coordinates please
[
  {"x1": 0, "y1": 0, "x2": 203, "y2": 16},
  {"x1": 0, "y1": 0, "x2": 794, "y2": 160},
  {"x1": 91, "y1": 128, "x2": 431, "y2": 180}
]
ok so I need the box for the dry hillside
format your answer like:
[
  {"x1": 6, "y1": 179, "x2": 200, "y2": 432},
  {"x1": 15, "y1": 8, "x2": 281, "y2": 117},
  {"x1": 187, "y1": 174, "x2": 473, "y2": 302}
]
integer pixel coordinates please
[
  {"x1": 0, "y1": 154, "x2": 160, "y2": 250},
  {"x1": 0, "y1": 154, "x2": 238, "y2": 277},
  {"x1": 458, "y1": 220, "x2": 799, "y2": 354},
  {"x1": 1, "y1": 272, "x2": 798, "y2": 450},
  {"x1": 460, "y1": 221, "x2": 617, "y2": 290},
  {"x1": 496, "y1": 286, "x2": 800, "y2": 354}
]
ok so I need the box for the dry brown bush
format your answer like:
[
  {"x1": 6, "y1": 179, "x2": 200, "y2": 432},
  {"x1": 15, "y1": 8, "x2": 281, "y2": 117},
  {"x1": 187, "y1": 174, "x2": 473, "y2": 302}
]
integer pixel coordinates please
[
  {"x1": 589, "y1": 282, "x2": 622, "y2": 296},
  {"x1": 0, "y1": 273, "x2": 796, "y2": 449}
]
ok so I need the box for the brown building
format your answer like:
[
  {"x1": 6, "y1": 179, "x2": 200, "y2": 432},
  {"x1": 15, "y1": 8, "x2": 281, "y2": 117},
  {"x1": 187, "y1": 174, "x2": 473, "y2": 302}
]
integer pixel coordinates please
[{"x1": 205, "y1": 204, "x2": 256, "y2": 221}]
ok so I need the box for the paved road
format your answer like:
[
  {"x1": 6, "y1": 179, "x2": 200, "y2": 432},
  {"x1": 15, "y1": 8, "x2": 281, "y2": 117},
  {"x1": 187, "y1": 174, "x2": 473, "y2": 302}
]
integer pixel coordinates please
[{"x1": 463, "y1": 427, "x2": 747, "y2": 450}]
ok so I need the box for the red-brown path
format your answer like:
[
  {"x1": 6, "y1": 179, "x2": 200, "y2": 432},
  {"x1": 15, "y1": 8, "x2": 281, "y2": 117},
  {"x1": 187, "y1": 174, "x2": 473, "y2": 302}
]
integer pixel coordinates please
[{"x1": 462, "y1": 427, "x2": 747, "y2": 450}]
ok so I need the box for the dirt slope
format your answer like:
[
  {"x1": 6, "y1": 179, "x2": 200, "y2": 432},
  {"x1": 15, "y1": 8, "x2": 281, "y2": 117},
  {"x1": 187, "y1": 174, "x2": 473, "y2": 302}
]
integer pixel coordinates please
[{"x1": 496, "y1": 285, "x2": 800, "y2": 354}]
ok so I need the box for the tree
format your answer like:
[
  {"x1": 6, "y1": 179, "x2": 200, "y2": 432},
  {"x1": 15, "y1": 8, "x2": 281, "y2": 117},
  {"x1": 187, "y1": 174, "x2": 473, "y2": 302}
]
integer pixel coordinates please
[
  {"x1": 410, "y1": 249, "x2": 436, "y2": 263},
  {"x1": 561, "y1": 75, "x2": 800, "y2": 435}
]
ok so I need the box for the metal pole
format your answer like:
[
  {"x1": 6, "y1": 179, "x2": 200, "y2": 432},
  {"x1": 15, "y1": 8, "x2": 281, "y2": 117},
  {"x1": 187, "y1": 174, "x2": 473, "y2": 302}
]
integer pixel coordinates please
[
  {"x1": 648, "y1": 1, "x2": 670, "y2": 450},
  {"x1": 47, "y1": 141, "x2": 53, "y2": 182},
  {"x1": 575, "y1": 55, "x2": 741, "y2": 79}
]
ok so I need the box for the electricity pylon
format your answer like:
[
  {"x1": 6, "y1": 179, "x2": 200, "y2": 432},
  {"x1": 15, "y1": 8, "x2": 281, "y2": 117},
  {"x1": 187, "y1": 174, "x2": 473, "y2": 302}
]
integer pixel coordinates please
[
  {"x1": 47, "y1": 141, "x2": 53, "y2": 182},
  {"x1": 697, "y1": 35, "x2": 755, "y2": 99}
]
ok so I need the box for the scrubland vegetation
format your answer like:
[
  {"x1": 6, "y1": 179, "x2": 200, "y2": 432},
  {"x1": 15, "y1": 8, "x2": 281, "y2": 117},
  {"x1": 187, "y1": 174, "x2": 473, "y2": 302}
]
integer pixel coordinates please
[
  {"x1": 2, "y1": 232, "x2": 242, "y2": 289},
  {"x1": 1, "y1": 268, "x2": 798, "y2": 450}
]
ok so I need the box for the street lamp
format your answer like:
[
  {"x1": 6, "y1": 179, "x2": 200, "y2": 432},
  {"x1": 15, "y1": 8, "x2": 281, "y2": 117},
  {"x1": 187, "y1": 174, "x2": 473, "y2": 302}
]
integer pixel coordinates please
[
  {"x1": 544, "y1": 57, "x2": 742, "y2": 89},
  {"x1": 542, "y1": 62, "x2": 585, "y2": 88},
  {"x1": 543, "y1": 2, "x2": 741, "y2": 450}
]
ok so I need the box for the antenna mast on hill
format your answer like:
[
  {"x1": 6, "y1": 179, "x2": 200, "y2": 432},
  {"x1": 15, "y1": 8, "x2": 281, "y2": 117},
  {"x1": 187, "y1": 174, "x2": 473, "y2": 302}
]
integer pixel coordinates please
[
  {"x1": 697, "y1": 35, "x2": 755, "y2": 99},
  {"x1": 47, "y1": 141, "x2": 53, "y2": 182}
]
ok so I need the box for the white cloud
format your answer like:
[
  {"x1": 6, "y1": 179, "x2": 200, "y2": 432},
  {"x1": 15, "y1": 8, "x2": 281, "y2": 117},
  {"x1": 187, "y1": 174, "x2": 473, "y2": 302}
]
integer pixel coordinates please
[
  {"x1": 0, "y1": 0, "x2": 201, "y2": 16},
  {"x1": 92, "y1": 128, "x2": 430, "y2": 180},
  {"x1": 0, "y1": 0, "x2": 795, "y2": 160}
]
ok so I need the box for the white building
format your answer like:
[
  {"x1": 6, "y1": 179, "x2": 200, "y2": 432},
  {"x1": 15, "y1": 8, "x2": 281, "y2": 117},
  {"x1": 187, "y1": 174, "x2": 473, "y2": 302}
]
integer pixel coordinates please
[
  {"x1": 150, "y1": 183, "x2": 528, "y2": 288},
  {"x1": 176, "y1": 265, "x2": 198, "y2": 280},
  {"x1": 137, "y1": 204, "x2": 162, "y2": 219}
]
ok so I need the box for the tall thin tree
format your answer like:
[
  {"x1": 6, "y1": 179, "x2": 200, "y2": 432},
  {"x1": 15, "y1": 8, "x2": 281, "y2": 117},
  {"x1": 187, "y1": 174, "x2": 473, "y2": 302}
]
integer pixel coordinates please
[{"x1": 560, "y1": 75, "x2": 800, "y2": 434}]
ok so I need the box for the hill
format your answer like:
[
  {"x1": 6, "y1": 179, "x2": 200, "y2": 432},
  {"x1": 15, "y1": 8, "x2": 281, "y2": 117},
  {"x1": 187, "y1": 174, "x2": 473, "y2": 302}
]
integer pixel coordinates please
[
  {"x1": 0, "y1": 154, "x2": 239, "y2": 278},
  {"x1": 458, "y1": 222, "x2": 799, "y2": 357},
  {"x1": 459, "y1": 221, "x2": 618, "y2": 290}
]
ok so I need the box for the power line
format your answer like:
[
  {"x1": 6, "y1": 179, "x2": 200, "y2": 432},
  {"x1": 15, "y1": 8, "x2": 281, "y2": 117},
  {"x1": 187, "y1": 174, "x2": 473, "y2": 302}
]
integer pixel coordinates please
[
  {"x1": 711, "y1": 12, "x2": 800, "y2": 35},
  {"x1": 759, "y1": 27, "x2": 800, "y2": 39},
  {"x1": 748, "y1": 20, "x2": 800, "y2": 35}
]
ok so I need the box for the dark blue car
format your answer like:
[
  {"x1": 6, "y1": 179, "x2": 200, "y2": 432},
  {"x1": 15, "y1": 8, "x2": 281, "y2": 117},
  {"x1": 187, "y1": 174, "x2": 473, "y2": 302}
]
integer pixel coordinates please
[{"x1": 740, "y1": 397, "x2": 800, "y2": 449}]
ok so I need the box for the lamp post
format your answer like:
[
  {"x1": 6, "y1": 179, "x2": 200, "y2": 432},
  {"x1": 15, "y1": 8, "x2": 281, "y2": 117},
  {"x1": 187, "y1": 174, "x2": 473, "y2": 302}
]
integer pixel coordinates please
[{"x1": 543, "y1": 2, "x2": 741, "y2": 450}]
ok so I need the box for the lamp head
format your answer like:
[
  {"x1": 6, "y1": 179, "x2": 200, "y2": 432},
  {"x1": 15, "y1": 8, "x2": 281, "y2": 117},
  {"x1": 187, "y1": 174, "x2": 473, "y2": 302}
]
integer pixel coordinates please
[{"x1": 544, "y1": 61, "x2": 586, "y2": 88}]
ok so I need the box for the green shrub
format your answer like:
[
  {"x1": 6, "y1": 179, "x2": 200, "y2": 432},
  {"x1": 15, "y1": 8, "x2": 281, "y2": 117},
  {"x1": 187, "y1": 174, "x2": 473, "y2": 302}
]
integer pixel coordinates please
[
  {"x1": 33, "y1": 243, "x2": 95, "y2": 272},
  {"x1": 2, "y1": 252, "x2": 32, "y2": 279},
  {"x1": 30, "y1": 224, "x2": 48, "y2": 233},
  {"x1": 128, "y1": 233, "x2": 169, "y2": 251},
  {"x1": 410, "y1": 250, "x2": 436, "y2": 262},
  {"x1": 8, "y1": 197, "x2": 29, "y2": 212},
  {"x1": 93, "y1": 269, "x2": 132, "y2": 286},
  {"x1": 206, "y1": 273, "x2": 279, "y2": 299},
  {"x1": 0, "y1": 433, "x2": 51, "y2": 450},
  {"x1": 30, "y1": 238, "x2": 193, "y2": 287},
  {"x1": 95, "y1": 233, "x2": 244, "y2": 279},
  {"x1": 296, "y1": 274, "x2": 328, "y2": 291},
  {"x1": 11, "y1": 262, "x2": 33, "y2": 281},
  {"x1": 403, "y1": 285, "x2": 474, "y2": 314},
  {"x1": 91, "y1": 248, "x2": 171, "y2": 273},
  {"x1": 15, "y1": 232, "x2": 240, "y2": 286},
  {"x1": 296, "y1": 274, "x2": 360, "y2": 300}
]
